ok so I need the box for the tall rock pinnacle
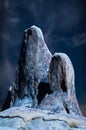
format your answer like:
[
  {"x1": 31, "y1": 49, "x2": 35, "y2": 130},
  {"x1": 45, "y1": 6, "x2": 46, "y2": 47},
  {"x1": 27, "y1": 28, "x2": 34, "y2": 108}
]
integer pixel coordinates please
[{"x1": 14, "y1": 25, "x2": 52, "y2": 107}]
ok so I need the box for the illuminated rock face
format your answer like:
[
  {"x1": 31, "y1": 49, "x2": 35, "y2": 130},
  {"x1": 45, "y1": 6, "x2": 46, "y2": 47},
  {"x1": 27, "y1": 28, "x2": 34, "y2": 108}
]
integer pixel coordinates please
[{"x1": 1, "y1": 25, "x2": 86, "y2": 130}]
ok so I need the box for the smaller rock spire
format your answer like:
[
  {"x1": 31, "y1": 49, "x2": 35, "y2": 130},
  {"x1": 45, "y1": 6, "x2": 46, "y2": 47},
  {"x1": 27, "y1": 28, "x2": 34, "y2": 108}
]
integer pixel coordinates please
[{"x1": 48, "y1": 53, "x2": 82, "y2": 115}]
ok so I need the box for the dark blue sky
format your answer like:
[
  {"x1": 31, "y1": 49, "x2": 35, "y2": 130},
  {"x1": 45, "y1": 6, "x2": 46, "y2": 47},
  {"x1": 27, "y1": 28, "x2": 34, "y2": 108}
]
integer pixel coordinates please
[{"x1": 0, "y1": 0, "x2": 86, "y2": 115}]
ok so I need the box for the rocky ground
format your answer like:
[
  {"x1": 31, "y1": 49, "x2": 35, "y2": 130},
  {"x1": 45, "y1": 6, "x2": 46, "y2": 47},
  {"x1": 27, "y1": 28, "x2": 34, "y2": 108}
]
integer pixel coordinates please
[{"x1": 0, "y1": 106, "x2": 86, "y2": 130}]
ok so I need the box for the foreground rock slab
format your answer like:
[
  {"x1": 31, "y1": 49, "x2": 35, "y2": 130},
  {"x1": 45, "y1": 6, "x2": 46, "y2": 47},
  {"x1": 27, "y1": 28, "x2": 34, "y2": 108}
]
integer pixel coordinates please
[{"x1": 0, "y1": 106, "x2": 86, "y2": 130}]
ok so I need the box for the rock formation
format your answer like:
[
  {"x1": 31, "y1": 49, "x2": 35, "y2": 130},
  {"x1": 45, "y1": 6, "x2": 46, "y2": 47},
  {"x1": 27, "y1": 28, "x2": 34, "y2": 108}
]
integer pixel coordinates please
[
  {"x1": 0, "y1": 25, "x2": 86, "y2": 130},
  {"x1": 16, "y1": 26, "x2": 52, "y2": 108},
  {"x1": 5, "y1": 25, "x2": 52, "y2": 108},
  {"x1": 49, "y1": 53, "x2": 81, "y2": 115}
]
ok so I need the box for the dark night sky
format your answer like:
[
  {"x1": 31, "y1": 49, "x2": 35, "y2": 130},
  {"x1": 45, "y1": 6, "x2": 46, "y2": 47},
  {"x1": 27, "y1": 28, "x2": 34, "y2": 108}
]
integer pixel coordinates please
[{"x1": 0, "y1": 0, "x2": 86, "y2": 115}]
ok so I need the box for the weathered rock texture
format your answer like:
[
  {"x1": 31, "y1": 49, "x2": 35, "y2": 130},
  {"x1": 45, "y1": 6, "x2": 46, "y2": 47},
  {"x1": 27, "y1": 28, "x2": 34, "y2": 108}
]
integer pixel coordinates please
[
  {"x1": 5, "y1": 25, "x2": 52, "y2": 108},
  {"x1": 17, "y1": 26, "x2": 52, "y2": 107},
  {"x1": 0, "y1": 25, "x2": 86, "y2": 130},
  {"x1": 47, "y1": 53, "x2": 81, "y2": 115},
  {"x1": 0, "y1": 106, "x2": 86, "y2": 130}
]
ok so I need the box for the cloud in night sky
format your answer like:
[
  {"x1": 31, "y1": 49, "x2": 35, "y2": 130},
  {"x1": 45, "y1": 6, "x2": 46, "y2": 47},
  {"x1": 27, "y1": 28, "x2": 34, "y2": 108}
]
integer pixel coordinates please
[
  {"x1": 0, "y1": 0, "x2": 86, "y2": 115},
  {"x1": 72, "y1": 33, "x2": 86, "y2": 47}
]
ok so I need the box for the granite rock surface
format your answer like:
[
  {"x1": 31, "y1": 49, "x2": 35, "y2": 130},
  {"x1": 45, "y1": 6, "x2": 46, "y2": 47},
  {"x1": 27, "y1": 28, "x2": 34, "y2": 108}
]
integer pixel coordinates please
[
  {"x1": 0, "y1": 106, "x2": 86, "y2": 130},
  {"x1": 0, "y1": 25, "x2": 86, "y2": 130}
]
